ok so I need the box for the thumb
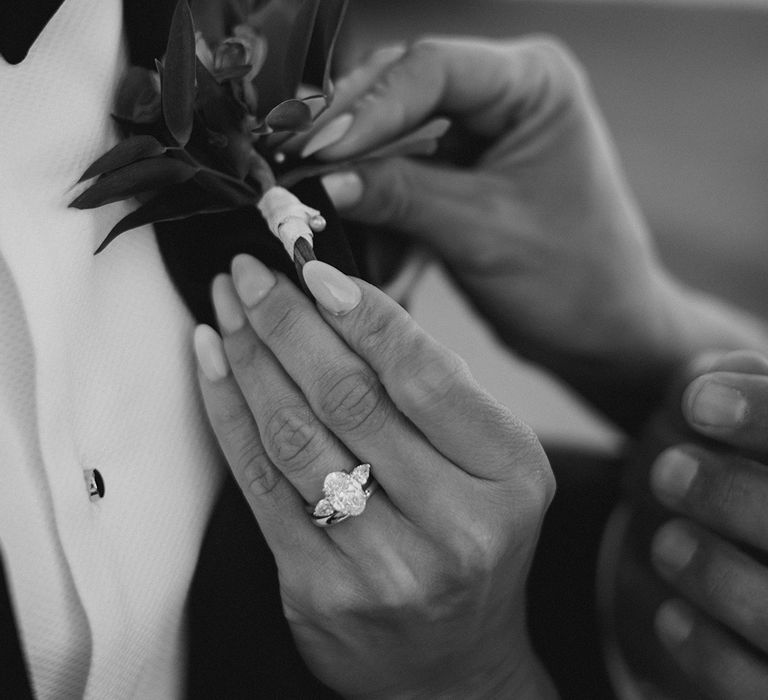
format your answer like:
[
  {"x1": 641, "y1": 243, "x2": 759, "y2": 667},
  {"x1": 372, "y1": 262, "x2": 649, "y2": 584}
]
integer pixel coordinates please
[{"x1": 321, "y1": 158, "x2": 490, "y2": 261}]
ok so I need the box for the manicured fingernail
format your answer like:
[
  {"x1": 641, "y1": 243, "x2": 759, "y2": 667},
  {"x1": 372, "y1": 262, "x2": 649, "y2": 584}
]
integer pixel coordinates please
[
  {"x1": 652, "y1": 522, "x2": 697, "y2": 576},
  {"x1": 655, "y1": 601, "x2": 694, "y2": 647},
  {"x1": 686, "y1": 379, "x2": 747, "y2": 429},
  {"x1": 321, "y1": 171, "x2": 364, "y2": 210},
  {"x1": 301, "y1": 113, "x2": 354, "y2": 158},
  {"x1": 650, "y1": 448, "x2": 698, "y2": 504},
  {"x1": 231, "y1": 254, "x2": 276, "y2": 307},
  {"x1": 212, "y1": 274, "x2": 245, "y2": 333},
  {"x1": 193, "y1": 324, "x2": 229, "y2": 381},
  {"x1": 302, "y1": 260, "x2": 361, "y2": 314}
]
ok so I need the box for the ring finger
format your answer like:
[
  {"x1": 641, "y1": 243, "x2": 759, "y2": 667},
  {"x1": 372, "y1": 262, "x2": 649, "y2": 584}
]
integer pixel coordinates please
[
  {"x1": 221, "y1": 255, "x2": 464, "y2": 526},
  {"x1": 212, "y1": 274, "x2": 377, "y2": 506}
]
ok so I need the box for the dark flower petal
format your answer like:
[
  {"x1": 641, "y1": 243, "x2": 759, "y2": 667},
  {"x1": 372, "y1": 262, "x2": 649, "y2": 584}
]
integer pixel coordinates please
[
  {"x1": 162, "y1": 0, "x2": 197, "y2": 146},
  {"x1": 265, "y1": 99, "x2": 313, "y2": 133},
  {"x1": 78, "y1": 136, "x2": 167, "y2": 182},
  {"x1": 114, "y1": 67, "x2": 162, "y2": 124},
  {"x1": 214, "y1": 38, "x2": 250, "y2": 73},
  {"x1": 70, "y1": 157, "x2": 198, "y2": 209}
]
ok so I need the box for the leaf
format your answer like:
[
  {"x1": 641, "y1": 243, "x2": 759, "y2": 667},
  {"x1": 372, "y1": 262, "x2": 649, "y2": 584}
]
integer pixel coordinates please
[
  {"x1": 162, "y1": 0, "x2": 197, "y2": 145},
  {"x1": 303, "y1": 0, "x2": 348, "y2": 101},
  {"x1": 247, "y1": 0, "x2": 306, "y2": 117},
  {"x1": 94, "y1": 183, "x2": 233, "y2": 253},
  {"x1": 70, "y1": 157, "x2": 198, "y2": 209},
  {"x1": 283, "y1": 0, "x2": 321, "y2": 105},
  {"x1": 265, "y1": 99, "x2": 313, "y2": 133},
  {"x1": 78, "y1": 136, "x2": 167, "y2": 182}
]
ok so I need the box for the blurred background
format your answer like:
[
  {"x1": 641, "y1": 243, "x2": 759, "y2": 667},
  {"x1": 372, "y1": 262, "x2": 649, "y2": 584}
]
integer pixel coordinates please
[{"x1": 338, "y1": 0, "x2": 768, "y2": 450}]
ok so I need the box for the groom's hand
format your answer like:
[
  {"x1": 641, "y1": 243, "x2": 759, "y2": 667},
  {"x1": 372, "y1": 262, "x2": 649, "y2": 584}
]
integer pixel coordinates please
[{"x1": 646, "y1": 350, "x2": 768, "y2": 698}]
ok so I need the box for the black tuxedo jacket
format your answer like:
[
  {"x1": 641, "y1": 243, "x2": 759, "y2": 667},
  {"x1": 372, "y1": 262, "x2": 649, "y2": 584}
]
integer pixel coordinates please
[{"x1": 0, "y1": 1, "x2": 354, "y2": 696}]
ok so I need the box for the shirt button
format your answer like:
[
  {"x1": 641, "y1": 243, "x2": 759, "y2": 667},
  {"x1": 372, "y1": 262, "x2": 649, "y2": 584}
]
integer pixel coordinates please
[{"x1": 84, "y1": 469, "x2": 105, "y2": 502}]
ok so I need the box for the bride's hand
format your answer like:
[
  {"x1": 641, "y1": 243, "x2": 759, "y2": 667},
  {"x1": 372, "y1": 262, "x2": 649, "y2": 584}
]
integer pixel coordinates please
[
  {"x1": 296, "y1": 37, "x2": 768, "y2": 430},
  {"x1": 193, "y1": 255, "x2": 556, "y2": 699}
]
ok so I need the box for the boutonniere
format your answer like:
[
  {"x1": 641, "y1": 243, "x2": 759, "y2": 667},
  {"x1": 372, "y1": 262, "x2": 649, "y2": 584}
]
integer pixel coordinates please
[{"x1": 71, "y1": 0, "x2": 448, "y2": 276}]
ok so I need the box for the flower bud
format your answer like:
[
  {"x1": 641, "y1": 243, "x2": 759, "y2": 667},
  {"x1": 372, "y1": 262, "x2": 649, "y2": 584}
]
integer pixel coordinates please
[
  {"x1": 114, "y1": 66, "x2": 161, "y2": 124},
  {"x1": 214, "y1": 38, "x2": 251, "y2": 73},
  {"x1": 195, "y1": 31, "x2": 215, "y2": 72}
]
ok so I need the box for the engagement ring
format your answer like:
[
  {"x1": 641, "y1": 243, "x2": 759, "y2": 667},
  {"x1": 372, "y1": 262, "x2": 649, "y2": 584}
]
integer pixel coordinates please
[{"x1": 309, "y1": 463, "x2": 378, "y2": 527}]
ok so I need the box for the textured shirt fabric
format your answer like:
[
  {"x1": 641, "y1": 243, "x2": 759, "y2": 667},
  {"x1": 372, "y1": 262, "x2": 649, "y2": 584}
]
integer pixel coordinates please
[{"x1": 0, "y1": 0, "x2": 224, "y2": 697}]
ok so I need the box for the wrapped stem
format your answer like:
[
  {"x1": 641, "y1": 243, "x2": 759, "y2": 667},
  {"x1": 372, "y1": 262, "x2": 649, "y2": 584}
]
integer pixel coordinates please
[{"x1": 256, "y1": 185, "x2": 325, "y2": 286}]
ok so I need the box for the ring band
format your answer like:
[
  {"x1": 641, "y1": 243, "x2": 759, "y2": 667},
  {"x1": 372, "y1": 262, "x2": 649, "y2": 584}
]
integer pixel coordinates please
[{"x1": 309, "y1": 463, "x2": 378, "y2": 527}]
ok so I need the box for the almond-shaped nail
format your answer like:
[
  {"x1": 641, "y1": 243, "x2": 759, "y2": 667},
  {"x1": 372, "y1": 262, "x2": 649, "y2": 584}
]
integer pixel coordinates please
[
  {"x1": 194, "y1": 324, "x2": 230, "y2": 381},
  {"x1": 302, "y1": 260, "x2": 361, "y2": 314},
  {"x1": 231, "y1": 254, "x2": 276, "y2": 307},
  {"x1": 212, "y1": 274, "x2": 245, "y2": 334},
  {"x1": 686, "y1": 379, "x2": 747, "y2": 429},
  {"x1": 650, "y1": 448, "x2": 698, "y2": 504},
  {"x1": 301, "y1": 113, "x2": 354, "y2": 158},
  {"x1": 321, "y1": 171, "x2": 364, "y2": 211},
  {"x1": 655, "y1": 600, "x2": 694, "y2": 647}
]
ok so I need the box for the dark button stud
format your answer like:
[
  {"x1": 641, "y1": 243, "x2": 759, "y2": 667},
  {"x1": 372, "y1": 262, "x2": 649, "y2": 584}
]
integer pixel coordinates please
[{"x1": 84, "y1": 469, "x2": 105, "y2": 502}]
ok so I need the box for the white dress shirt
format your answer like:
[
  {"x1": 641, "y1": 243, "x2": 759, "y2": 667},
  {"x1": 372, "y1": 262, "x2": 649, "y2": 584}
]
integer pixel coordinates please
[{"x1": 0, "y1": 0, "x2": 224, "y2": 697}]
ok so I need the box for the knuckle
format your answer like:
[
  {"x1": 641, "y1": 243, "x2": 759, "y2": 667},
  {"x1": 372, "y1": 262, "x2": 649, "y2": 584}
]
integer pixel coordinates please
[
  {"x1": 502, "y1": 419, "x2": 555, "y2": 514},
  {"x1": 444, "y1": 522, "x2": 500, "y2": 580},
  {"x1": 316, "y1": 367, "x2": 389, "y2": 436},
  {"x1": 261, "y1": 302, "x2": 304, "y2": 347},
  {"x1": 224, "y1": 334, "x2": 259, "y2": 370},
  {"x1": 519, "y1": 33, "x2": 590, "y2": 106},
  {"x1": 700, "y1": 466, "x2": 747, "y2": 523},
  {"x1": 397, "y1": 339, "x2": 471, "y2": 412},
  {"x1": 350, "y1": 296, "x2": 401, "y2": 359},
  {"x1": 240, "y1": 448, "x2": 283, "y2": 499},
  {"x1": 362, "y1": 158, "x2": 417, "y2": 227},
  {"x1": 406, "y1": 37, "x2": 445, "y2": 66},
  {"x1": 700, "y1": 555, "x2": 736, "y2": 604},
  {"x1": 523, "y1": 34, "x2": 585, "y2": 80},
  {"x1": 262, "y1": 402, "x2": 323, "y2": 474}
]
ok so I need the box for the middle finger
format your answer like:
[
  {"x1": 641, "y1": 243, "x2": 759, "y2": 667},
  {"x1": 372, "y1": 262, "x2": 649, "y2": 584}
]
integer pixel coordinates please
[{"x1": 218, "y1": 255, "x2": 458, "y2": 520}]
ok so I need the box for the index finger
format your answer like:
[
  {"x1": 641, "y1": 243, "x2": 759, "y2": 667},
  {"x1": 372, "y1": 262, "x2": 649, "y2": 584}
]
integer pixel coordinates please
[
  {"x1": 313, "y1": 35, "x2": 588, "y2": 161},
  {"x1": 302, "y1": 261, "x2": 551, "y2": 487}
]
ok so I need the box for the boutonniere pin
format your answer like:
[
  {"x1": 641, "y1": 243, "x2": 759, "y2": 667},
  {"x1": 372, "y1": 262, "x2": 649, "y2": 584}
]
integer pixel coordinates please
[{"x1": 71, "y1": 0, "x2": 449, "y2": 277}]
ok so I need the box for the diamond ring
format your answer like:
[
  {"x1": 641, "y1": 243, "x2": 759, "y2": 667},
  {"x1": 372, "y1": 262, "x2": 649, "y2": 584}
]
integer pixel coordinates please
[{"x1": 309, "y1": 463, "x2": 378, "y2": 527}]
